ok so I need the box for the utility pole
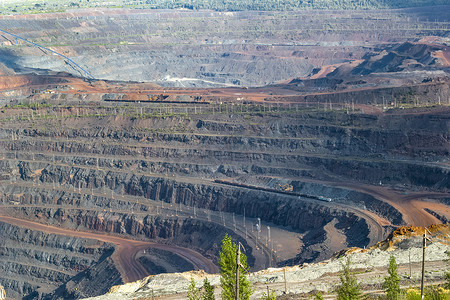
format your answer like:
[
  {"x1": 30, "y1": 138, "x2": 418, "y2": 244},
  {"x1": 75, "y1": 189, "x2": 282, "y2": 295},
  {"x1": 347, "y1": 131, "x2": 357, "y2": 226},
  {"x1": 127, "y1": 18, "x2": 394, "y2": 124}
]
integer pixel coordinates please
[
  {"x1": 409, "y1": 250, "x2": 412, "y2": 279},
  {"x1": 236, "y1": 243, "x2": 240, "y2": 300},
  {"x1": 420, "y1": 227, "x2": 431, "y2": 299},
  {"x1": 235, "y1": 242, "x2": 246, "y2": 300}
]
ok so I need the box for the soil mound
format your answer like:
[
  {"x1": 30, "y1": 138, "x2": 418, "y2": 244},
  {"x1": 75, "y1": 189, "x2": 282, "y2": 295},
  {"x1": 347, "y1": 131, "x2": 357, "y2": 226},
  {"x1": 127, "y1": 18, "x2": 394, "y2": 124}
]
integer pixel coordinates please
[{"x1": 352, "y1": 42, "x2": 440, "y2": 75}]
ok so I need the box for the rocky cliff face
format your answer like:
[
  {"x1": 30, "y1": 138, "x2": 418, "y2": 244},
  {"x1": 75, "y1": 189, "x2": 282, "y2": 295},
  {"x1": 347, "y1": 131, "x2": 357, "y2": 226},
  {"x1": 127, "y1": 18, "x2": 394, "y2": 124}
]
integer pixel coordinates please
[
  {"x1": 0, "y1": 222, "x2": 120, "y2": 300},
  {"x1": 0, "y1": 104, "x2": 448, "y2": 299},
  {"x1": 47, "y1": 256, "x2": 122, "y2": 300},
  {"x1": 0, "y1": 8, "x2": 447, "y2": 87}
]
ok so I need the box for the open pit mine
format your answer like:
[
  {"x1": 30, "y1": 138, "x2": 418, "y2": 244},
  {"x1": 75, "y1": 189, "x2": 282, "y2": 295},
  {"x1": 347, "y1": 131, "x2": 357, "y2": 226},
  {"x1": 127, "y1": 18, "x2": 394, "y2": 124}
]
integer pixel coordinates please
[{"x1": 0, "y1": 3, "x2": 449, "y2": 299}]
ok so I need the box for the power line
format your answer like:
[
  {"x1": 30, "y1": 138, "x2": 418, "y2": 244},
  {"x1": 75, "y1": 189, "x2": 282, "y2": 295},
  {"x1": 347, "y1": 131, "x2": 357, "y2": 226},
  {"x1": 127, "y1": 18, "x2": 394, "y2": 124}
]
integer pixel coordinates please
[{"x1": 0, "y1": 28, "x2": 95, "y2": 80}]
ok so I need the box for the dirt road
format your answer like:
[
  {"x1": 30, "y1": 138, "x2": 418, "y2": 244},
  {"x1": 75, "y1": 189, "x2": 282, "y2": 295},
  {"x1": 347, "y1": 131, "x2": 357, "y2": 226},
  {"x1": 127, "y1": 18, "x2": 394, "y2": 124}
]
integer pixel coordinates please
[
  {"x1": 297, "y1": 177, "x2": 449, "y2": 227},
  {"x1": 334, "y1": 183, "x2": 447, "y2": 226},
  {"x1": 0, "y1": 215, "x2": 218, "y2": 282}
]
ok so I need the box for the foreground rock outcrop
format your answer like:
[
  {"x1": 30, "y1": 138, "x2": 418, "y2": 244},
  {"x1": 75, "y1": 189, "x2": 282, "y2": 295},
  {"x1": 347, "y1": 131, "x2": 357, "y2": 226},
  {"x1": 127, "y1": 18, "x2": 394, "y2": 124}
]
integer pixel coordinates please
[{"x1": 83, "y1": 224, "x2": 450, "y2": 300}]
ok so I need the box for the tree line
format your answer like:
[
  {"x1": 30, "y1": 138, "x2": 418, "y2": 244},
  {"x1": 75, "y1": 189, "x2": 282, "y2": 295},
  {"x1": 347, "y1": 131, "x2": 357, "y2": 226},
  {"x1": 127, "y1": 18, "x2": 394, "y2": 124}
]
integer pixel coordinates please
[
  {"x1": 138, "y1": 0, "x2": 449, "y2": 11},
  {"x1": 3, "y1": 0, "x2": 449, "y2": 15}
]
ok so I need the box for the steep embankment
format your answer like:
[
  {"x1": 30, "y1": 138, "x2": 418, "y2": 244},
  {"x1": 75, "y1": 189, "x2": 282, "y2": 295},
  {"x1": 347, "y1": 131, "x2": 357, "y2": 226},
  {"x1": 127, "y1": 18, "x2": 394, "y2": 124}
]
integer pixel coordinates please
[
  {"x1": 0, "y1": 104, "x2": 448, "y2": 299},
  {"x1": 0, "y1": 7, "x2": 448, "y2": 87},
  {"x1": 0, "y1": 221, "x2": 121, "y2": 300}
]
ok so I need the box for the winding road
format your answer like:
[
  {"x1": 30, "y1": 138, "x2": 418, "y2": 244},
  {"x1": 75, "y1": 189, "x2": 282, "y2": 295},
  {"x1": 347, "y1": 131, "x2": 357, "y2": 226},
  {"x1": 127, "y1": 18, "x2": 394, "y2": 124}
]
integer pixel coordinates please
[
  {"x1": 295, "y1": 176, "x2": 449, "y2": 227},
  {"x1": 0, "y1": 215, "x2": 218, "y2": 282}
]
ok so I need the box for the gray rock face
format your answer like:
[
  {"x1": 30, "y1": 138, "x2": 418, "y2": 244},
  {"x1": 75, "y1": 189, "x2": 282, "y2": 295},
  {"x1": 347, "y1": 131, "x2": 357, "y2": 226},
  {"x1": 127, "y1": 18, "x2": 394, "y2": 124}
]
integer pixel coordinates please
[
  {"x1": 0, "y1": 222, "x2": 119, "y2": 300},
  {"x1": 0, "y1": 8, "x2": 446, "y2": 87},
  {"x1": 0, "y1": 106, "x2": 448, "y2": 299},
  {"x1": 48, "y1": 256, "x2": 122, "y2": 300}
]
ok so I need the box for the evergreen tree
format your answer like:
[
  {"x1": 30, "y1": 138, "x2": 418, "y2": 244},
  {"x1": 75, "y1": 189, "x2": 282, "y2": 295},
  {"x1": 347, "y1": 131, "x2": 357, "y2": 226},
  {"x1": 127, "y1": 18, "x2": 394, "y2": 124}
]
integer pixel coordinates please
[
  {"x1": 219, "y1": 234, "x2": 253, "y2": 300},
  {"x1": 336, "y1": 257, "x2": 361, "y2": 300},
  {"x1": 383, "y1": 256, "x2": 401, "y2": 300},
  {"x1": 260, "y1": 288, "x2": 276, "y2": 300},
  {"x1": 314, "y1": 292, "x2": 324, "y2": 300},
  {"x1": 202, "y1": 278, "x2": 215, "y2": 300},
  {"x1": 445, "y1": 251, "x2": 450, "y2": 289},
  {"x1": 187, "y1": 277, "x2": 201, "y2": 300}
]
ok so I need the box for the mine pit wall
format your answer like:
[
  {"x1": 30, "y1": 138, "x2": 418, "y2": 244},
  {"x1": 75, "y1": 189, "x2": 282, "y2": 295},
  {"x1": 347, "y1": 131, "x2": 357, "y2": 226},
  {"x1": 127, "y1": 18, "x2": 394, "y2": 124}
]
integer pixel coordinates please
[
  {"x1": 1, "y1": 205, "x2": 251, "y2": 265},
  {"x1": 1, "y1": 166, "x2": 375, "y2": 257},
  {"x1": 0, "y1": 103, "x2": 447, "y2": 192},
  {"x1": 0, "y1": 106, "x2": 448, "y2": 297},
  {"x1": 48, "y1": 254, "x2": 122, "y2": 300},
  {"x1": 2, "y1": 134, "x2": 448, "y2": 191},
  {"x1": 305, "y1": 156, "x2": 449, "y2": 192},
  {"x1": 0, "y1": 222, "x2": 120, "y2": 300},
  {"x1": 2, "y1": 161, "x2": 374, "y2": 237},
  {"x1": 278, "y1": 82, "x2": 449, "y2": 106},
  {"x1": 2, "y1": 80, "x2": 448, "y2": 107},
  {"x1": 266, "y1": 179, "x2": 404, "y2": 226}
]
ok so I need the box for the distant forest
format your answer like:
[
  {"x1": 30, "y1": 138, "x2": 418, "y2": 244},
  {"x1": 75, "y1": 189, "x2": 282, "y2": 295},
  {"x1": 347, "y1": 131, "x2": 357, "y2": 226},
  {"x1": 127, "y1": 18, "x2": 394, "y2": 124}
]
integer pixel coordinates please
[
  {"x1": 140, "y1": 0, "x2": 450, "y2": 10},
  {"x1": 2, "y1": 0, "x2": 449, "y2": 14}
]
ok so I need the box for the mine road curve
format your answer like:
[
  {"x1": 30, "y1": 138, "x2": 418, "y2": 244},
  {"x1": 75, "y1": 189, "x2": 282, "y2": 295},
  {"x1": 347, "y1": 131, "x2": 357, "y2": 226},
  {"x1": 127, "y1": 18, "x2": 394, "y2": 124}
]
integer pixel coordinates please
[
  {"x1": 335, "y1": 184, "x2": 448, "y2": 226},
  {"x1": 0, "y1": 215, "x2": 219, "y2": 283},
  {"x1": 2, "y1": 179, "x2": 274, "y2": 269},
  {"x1": 297, "y1": 177, "x2": 449, "y2": 227}
]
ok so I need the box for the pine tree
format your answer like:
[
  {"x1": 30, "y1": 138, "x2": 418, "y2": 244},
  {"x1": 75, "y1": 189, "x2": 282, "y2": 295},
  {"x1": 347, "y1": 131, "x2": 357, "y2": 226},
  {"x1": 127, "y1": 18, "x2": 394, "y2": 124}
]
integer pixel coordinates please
[
  {"x1": 187, "y1": 277, "x2": 201, "y2": 300},
  {"x1": 314, "y1": 292, "x2": 324, "y2": 300},
  {"x1": 202, "y1": 278, "x2": 215, "y2": 300},
  {"x1": 445, "y1": 251, "x2": 450, "y2": 289},
  {"x1": 260, "y1": 288, "x2": 276, "y2": 300},
  {"x1": 219, "y1": 234, "x2": 253, "y2": 300},
  {"x1": 383, "y1": 256, "x2": 401, "y2": 300},
  {"x1": 336, "y1": 257, "x2": 361, "y2": 300}
]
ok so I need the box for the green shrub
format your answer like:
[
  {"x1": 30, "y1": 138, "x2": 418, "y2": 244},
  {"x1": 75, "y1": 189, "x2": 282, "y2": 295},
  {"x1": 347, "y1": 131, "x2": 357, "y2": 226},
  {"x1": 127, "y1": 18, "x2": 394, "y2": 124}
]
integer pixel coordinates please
[
  {"x1": 219, "y1": 234, "x2": 253, "y2": 300},
  {"x1": 336, "y1": 257, "x2": 361, "y2": 300},
  {"x1": 383, "y1": 256, "x2": 401, "y2": 299}
]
